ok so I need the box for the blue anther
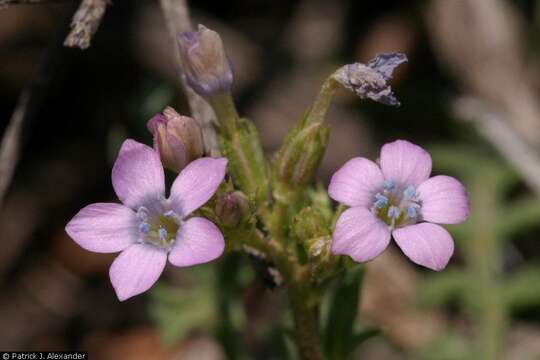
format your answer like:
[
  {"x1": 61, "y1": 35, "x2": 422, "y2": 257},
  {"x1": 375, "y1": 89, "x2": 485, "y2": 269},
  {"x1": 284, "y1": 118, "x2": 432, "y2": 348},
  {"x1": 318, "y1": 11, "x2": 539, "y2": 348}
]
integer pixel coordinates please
[
  {"x1": 374, "y1": 194, "x2": 388, "y2": 208},
  {"x1": 138, "y1": 222, "x2": 150, "y2": 234},
  {"x1": 164, "y1": 210, "x2": 175, "y2": 218},
  {"x1": 403, "y1": 186, "x2": 417, "y2": 200},
  {"x1": 387, "y1": 206, "x2": 401, "y2": 219},
  {"x1": 158, "y1": 228, "x2": 168, "y2": 241},
  {"x1": 407, "y1": 205, "x2": 418, "y2": 219},
  {"x1": 383, "y1": 179, "x2": 395, "y2": 190}
]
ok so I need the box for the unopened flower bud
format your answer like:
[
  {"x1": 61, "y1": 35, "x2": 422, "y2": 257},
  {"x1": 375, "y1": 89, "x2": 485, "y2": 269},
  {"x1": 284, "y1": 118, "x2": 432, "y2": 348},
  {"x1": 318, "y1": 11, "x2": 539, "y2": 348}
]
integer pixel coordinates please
[
  {"x1": 275, "y1": 123, "x2": 330, "y2": 186},
  {"x1": 147, "y1": 107, "x2": 204, "y2": 172},
  {"x1": 333, "y1": 53, "x2": 407, "y2": 106},
  {"x1": 178, "y1": 25, "x2": 233, "y2": 98},
  {"x1": 215, "y1": 191, "x2": 249, "y2": 227}
]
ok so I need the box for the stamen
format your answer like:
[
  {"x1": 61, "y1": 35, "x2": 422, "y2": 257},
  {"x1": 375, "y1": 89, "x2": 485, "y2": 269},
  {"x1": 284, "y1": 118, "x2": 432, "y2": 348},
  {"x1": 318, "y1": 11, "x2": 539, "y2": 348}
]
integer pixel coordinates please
[
  {"x1": 403, "y1": 186, "x2": 417, "y2": 200},
  {"x1": 407, "y1": 205, "x2": 418, "y2": 219},
  {"x1": 158, "y1": 228, "x2": 168, "y2": 241},
  {"x1": 139, "y1": 222, "x2": 150, "y2": 234},
  {"x1": 383, "y1": 179, "x2": 395, "y2": 190},
  {"x1": 387, "y1": 205, "x2": 401, "y2": 219},
  {"x1": 374, "y1": 194, "x2": 388, "y2": 208}
]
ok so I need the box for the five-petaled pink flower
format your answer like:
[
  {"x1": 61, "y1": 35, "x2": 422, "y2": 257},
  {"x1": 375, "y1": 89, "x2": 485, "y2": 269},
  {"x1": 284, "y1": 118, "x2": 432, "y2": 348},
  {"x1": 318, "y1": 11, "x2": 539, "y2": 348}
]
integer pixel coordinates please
[
  {"x1": 66, "y1": 139, "x2": 227, "y2": 300},
  {"x1": 329, "y1": 140, "x2": 469, "y2": 271}
]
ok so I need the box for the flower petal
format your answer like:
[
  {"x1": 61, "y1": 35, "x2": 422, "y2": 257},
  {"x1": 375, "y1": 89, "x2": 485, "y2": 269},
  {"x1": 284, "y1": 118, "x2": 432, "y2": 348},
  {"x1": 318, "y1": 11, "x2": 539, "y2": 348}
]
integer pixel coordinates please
[
  {"x1": 112, "y1": 139, "x2": 165, "y2": 210},
  {"x1": 168, "y1": 217, "x2": 225, "y2": 267},
  {"x1": 109, "y1": 243, "x2": 167, "y2": 301},
  {"x1": 65, "y1": 203, "x2": 138, "y2": 253},
  {"x1": 380, "y1": 140, "x2": 432, "y2": 187},
  {"x1": 169, "y1": 157, "x2": 227, "y2": 216},
  {"x1": 418, "y1": 175, "x2": 470, "y2": 224},
  {"x1": 328, "y1": 157, "x2": 384, "y2": 207},
  {"x1": 331, "y1": 207, "x2": 391, "y2": 262},
  {"x1": 392, "y1": 223, "x2": 454, "y2": 271}
]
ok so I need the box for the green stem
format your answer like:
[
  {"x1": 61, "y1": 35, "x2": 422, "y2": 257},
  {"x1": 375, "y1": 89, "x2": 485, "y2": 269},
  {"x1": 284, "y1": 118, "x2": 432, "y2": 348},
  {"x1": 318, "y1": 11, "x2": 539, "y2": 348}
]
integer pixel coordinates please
[
  {"x1": 210, "y1": 91, "x2": 239, "y2": 135},
  {"x1": 306, "y1": 77, "x2": 338, "y2": 125},
  {"x1": 290, "y1": 285, "x2": 324, "y2": 360},
  {"x1": 465, "y1": 169, "x2": 507, "y2": 359}
]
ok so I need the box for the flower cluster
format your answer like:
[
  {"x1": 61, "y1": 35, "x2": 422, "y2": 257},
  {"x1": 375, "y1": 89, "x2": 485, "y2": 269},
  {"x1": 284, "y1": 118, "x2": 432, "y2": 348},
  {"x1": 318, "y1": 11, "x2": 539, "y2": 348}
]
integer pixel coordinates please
[{"x1": 65, "y1": 23, "x2": 470, "y2": 312}]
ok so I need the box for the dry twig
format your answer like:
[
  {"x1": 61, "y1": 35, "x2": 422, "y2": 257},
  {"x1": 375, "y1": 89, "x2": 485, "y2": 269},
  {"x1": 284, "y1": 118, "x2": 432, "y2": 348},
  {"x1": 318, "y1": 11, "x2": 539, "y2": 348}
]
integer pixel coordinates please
[
  {"x1": 0, "y1": 0, "x2": 68, "y2": 5},
  {"x1": 455, "y1": 97, "x2": 540, "y2": 198},
  {"x1": 426, "y1": 0, "x2": 540, "y2": 148},
  {"x1": 0, "y1": 33, "x2": 63, "y2": 207},
  {"x1": 64, "y1": 0, "x2": 108, "y2": 49},
  {"x1": 0, "y1": 94, "x2": 28, "y2": 207}
]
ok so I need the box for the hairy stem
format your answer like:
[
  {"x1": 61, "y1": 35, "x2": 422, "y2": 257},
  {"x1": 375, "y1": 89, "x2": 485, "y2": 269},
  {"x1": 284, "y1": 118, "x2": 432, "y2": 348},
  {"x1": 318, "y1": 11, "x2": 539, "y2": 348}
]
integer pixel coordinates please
[
  {"x1": 211, "y1": 92, "x2": 239, "y2": 135},
  {"x1": 306, "y1": 77, "x2": 338, "y2": 125},
  {"x1": 289, "y1": 285, "x2": 324, "y2": 360}
]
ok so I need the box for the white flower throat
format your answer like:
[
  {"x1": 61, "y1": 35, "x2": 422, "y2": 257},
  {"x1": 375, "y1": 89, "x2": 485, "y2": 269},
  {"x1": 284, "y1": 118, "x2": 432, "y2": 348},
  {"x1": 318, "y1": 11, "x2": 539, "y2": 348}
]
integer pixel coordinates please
[
  {"x1": 371, "y1": 179, "x2": 422, "y2": 229},
  {"x1": 136, "y1": 206, "x2": 181, "y2": 249}
]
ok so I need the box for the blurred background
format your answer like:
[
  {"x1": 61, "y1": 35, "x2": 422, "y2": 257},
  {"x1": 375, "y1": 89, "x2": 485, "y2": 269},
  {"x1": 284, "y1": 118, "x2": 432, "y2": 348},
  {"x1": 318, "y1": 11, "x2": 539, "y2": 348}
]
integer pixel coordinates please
[{"x1": 2, "y1": 0, "x2": 540, "y2": 358}]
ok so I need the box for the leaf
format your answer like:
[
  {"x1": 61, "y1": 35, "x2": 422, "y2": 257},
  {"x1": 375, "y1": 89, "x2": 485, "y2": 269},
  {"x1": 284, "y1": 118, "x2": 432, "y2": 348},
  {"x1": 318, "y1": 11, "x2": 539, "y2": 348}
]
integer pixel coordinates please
[
  {"x1": 349, "y1": 328, "x2": 380, "y2": 348},
  {"x1": 215, "y1": 254, "x2": 247, "y2": 359},
  {"x1": 503, "y1": 264, "x2": 540, "y2": 311},
  {"x1": 417, "y1": 269, "x2": 467, "y2": 308},
  {"x1": 323, "y1": 264, "x2": 366, "y2": 360},
  {"x1": 496, "y1": 198, "x2": 540, "y2": 240},
  {"x1": 149, "y1": 284, "x2": 216, "y2": 344},
  {"x1": 148, "y1": 267, "x2": 216, "y2": 344},
  {"x1": 415, "y1": 332, "x2": 471, "y2": 360}
]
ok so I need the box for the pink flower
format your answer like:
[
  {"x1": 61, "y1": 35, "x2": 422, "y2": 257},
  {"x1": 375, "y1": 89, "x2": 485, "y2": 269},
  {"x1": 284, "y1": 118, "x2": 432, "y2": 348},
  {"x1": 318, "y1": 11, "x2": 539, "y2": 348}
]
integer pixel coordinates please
[
  {"x1": 329, "y1": 140, "x2": 469, "y2": 271},
  {"x1": 66, "y1": 139, "x2": 227, "y2": 300}
]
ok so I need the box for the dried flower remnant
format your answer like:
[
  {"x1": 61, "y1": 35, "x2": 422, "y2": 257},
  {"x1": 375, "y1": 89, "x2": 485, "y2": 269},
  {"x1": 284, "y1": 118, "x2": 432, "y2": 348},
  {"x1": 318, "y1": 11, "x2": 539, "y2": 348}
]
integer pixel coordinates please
[
  {"x1": 65, "y1": 140, "x2": 227, "y2": 300},
  {"x1": 177, "y1": 25, "x2": 234, "y2": 98},
  {"x1": 333, "y1": 53, "x2": 407, "y2": 106},
  {"x1": 329, "y1": 140, "x2": 469, "y2": 271},
  {"x1": 147, "y1": 107, "x2": 204, "y2": 173}
]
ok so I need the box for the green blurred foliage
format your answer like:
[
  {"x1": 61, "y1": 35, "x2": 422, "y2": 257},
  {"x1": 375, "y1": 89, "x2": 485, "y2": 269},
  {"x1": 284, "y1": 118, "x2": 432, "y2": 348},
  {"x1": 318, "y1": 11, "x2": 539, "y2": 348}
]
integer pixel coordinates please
[
  {"x1": 417, "y1": 144, "x2": 540, "y2": 359},
  {"x1": 148, "y1": 266, "x2": 218, "y2": 345}
]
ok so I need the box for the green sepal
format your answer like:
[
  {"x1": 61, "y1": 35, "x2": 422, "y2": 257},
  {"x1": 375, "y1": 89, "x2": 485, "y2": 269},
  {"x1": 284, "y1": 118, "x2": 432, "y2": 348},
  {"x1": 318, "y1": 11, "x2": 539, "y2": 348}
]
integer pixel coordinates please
[
  {"x1": 219, "y1": 118, "x2": 270, "y2": 206},
  {"x1": 274, "y1": 122, "x2": 330, "y2": 187}
]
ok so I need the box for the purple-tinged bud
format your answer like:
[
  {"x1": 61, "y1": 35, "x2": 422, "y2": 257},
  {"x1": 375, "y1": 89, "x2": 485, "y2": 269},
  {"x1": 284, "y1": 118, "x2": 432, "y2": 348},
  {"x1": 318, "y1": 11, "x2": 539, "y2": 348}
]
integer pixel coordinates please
[
  {"x1": 147, "y1": 107, "x2": 204, "y2": 173},
  {"x1": 215, "y1": 191, "x2": 250, "y2": 227},
  {"x1": 216, "y1": 191, "x2": 249, "y2": 227},
  {"x1": 333, "y1": 53, "x2": 407, "y2": 106},
  {"x1": 178, "y1": 25, "x2": 233, "y2": 98}
]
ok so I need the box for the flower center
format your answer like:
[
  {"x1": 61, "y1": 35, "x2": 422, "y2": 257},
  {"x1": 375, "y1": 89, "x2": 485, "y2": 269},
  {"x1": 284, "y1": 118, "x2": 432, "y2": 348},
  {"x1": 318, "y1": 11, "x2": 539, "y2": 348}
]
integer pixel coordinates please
[
  {"x1": 371, "y1": 179, "x2": 421, "y2": 229},
  {"x1": 136, "y1": 206, "x2": 181, "y2": 249}
]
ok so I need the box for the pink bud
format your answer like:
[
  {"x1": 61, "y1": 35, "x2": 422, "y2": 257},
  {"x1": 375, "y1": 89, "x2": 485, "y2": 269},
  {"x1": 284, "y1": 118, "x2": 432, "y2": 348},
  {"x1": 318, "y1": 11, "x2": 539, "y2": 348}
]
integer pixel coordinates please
[
  {"x1": 215, "y1": 191, "x2": 249, "y2": 227},
  {"x1": 147, "y1": 107, "x2": 204, "y2": 172}
]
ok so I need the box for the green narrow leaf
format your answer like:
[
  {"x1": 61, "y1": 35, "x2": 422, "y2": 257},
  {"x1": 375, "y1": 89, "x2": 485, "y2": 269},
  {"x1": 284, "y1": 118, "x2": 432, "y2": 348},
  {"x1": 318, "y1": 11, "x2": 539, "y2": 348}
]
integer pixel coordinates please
[
  {"x1": 503, "y1": 264, "x2": 540, "y2": 311},
  {"x1": 497, "y1": 198, "x2": 540, "y2": 239},
  {"x1": 323, "y1": 264, "x2": 365, "y2": 360},
  {"x1": 349, "y1": 328, "x2": 380, "y2": 349},
  {"x1": 417, "y1": 269, "x2": 467, "y2": 308}
]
